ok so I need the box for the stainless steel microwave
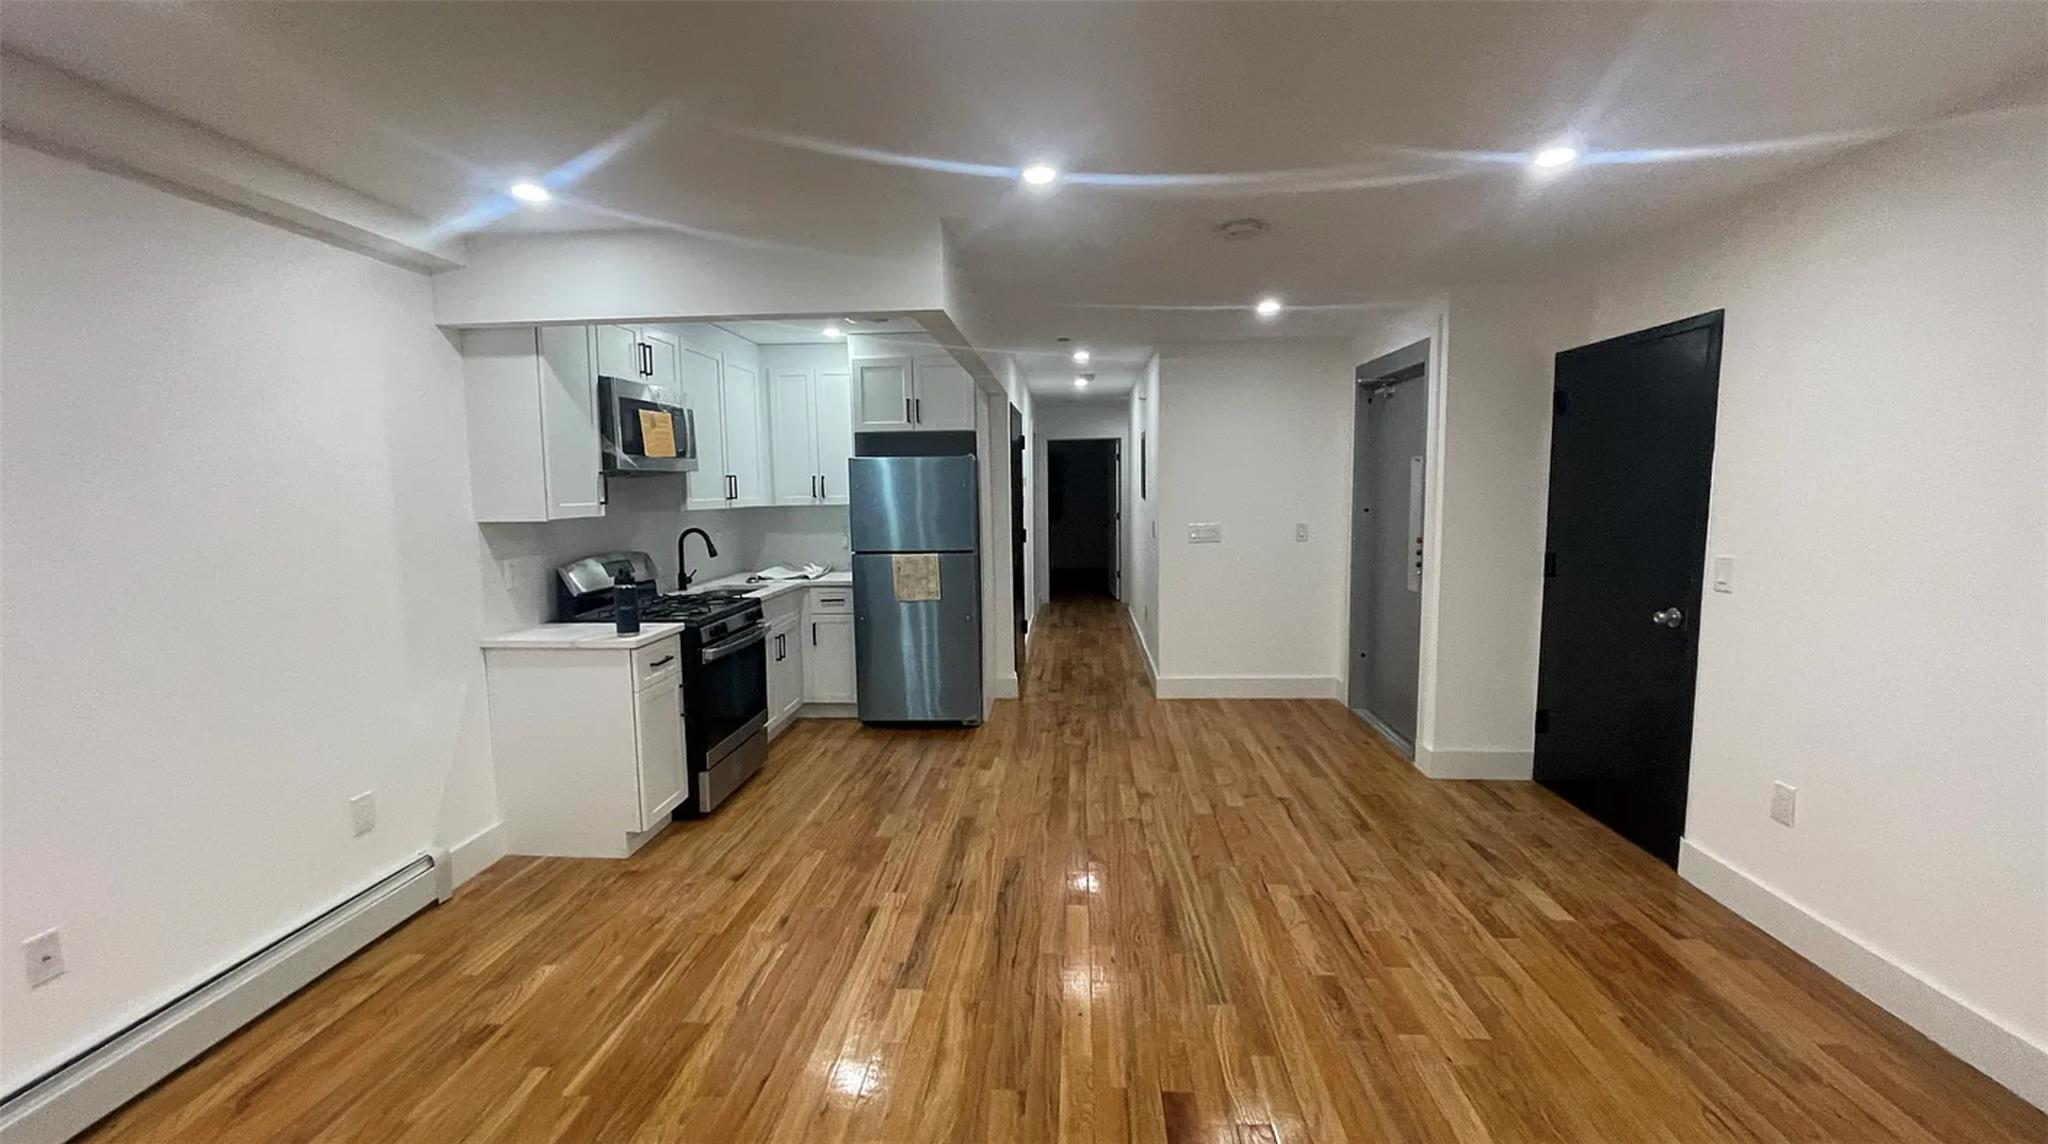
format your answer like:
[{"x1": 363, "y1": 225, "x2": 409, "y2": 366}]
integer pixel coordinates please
[{"x1": 598, "y1": 375, "x2": 697, "y2": 475}]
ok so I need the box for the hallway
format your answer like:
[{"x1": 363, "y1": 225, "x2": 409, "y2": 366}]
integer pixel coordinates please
[{"x1": 84, "y1": 600, "x2": 2043, "y2": 1142}]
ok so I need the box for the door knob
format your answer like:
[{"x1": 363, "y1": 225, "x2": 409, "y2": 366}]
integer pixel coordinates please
[{"x1": 1652, "y1": 607, "x2": 1685, "y2": 628}]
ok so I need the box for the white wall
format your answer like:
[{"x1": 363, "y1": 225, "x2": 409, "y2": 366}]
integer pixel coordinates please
[
  {"x1": 1152, "y1": 341, "x2": 1353, "y2": 696},
  {"x1": 0, "y1": 143, "x2": 499, "y2": 1090},
  {"x1": 1554, "y1": 99, "x2": 2048, "y2": 1102},
  {"x1": 1425, "y1": 286, "x2": 1582, "y2": 777},
  {"x1": 1030, "y1": 397, "x2": 1132, "y2": 612},
  {"x1": 1127, "y1": 357, "x2": 1160, "y2": 671}
]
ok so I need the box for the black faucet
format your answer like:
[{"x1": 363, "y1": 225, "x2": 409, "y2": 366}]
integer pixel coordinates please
[{"x1": 677, "y1": 527, "x2": 718, "y2": 591}]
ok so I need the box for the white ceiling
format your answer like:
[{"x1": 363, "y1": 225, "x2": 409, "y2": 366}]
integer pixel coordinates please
[{"x1": 7, "y1": 2, "x2": 2043, "y2": 398}]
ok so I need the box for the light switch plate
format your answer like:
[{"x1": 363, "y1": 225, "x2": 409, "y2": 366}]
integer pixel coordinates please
[
  {"x1": 23, "y1": 929, "x2": 64, "y2": 988},
  {"x1": 1712, "y1": 555, "x2": 1735, "y2": 593},
  {"x1": 1770, "y1": 781, "x2": 1797, "y2": 826},
  {"x1": 349, "y1": 791, "x2": 376, "y2": 837},
  {"x1": 1295, "y1": 523, "x2": 1308, "y2": 542},
  {"x1": 1187, "y1": 522, "x2": 1222, "y2": 544}
]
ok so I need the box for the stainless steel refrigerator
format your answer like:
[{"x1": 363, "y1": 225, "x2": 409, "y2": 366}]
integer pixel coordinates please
[{"x1": 848, "y1": 454, "x2": 983, "y2": 723}]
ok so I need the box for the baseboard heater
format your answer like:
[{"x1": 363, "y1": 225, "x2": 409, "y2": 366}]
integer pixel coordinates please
[{"x1": 0, "y1": 854, "x2": 443, "y2": 1144}]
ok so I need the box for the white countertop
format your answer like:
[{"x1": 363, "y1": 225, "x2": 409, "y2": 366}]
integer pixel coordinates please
[
  {"x1": 480, "y1": 622, "x2": 689, "y2": 651},
  {"x1": 689, "y1": 570, "x2": 851, "y2": 602},
  {"x1": 480, "y1": 571, "x2": 851, "y2": 650}
]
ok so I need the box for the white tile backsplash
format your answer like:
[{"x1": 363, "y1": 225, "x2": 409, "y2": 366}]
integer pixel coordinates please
[{"x1": 477, "y1": 486, "x2": 849, "y2": 629}]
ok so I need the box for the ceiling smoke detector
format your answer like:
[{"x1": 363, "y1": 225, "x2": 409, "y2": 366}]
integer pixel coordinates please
[{"x1": 1214, "y1": 217, "x2": 1271, "y2": 242}]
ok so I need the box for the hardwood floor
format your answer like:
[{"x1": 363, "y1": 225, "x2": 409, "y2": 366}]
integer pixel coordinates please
[{"x1": 87, "y1": 598, "x2": 2042, "y2": 1142}]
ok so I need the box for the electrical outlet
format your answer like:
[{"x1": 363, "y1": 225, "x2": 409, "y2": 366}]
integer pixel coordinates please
[
  {"x1": 1187, "y1": 522, "x2": 1222, "y2": 544},
  {"x1": 349, "y1": 791, "x2": 376, "y2": 837},
  {"x1": 22, "y1": 929, "x2": 64, "y2": 988},
  {"x1": 1770, "y1": 781, "x2": 1797, "y2": 827},
  {"x1": 1295, "y1": 523, "x2": 1309, "y2": 542},
  {"x1": 1712, "y1": 555, "x2": 1736, "y2": 593}
]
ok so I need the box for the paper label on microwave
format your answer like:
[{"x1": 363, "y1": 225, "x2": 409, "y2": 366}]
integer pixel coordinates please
[
  {"x1": 637, "y1": 409, "x2": 677, "y2": 458},
  {"x1": 891, "y1": 554, "x2": 940, "y2": 602}
]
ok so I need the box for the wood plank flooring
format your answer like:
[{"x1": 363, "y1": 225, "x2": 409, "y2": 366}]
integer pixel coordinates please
[{"x1": 86, "y1": 597, "x2": 2043, "y2": 1141}]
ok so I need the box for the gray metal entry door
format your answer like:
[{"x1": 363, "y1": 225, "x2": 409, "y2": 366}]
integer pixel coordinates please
[{"x1": 1348, "y1": 342, "x2": 1429, "y2": 752}]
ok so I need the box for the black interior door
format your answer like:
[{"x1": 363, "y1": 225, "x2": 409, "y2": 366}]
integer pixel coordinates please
[{"x1": 1535, "y1": 311, "x2": 1723, "y2": 866}]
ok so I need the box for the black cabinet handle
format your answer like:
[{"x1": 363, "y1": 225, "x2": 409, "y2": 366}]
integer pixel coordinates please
[
  {"x1": 904, "y1": 397, "x2": 912, "y2": 423},
  {"x1": 811, "y1": 622, "x2": 817, "y2": 645},
  {"x1": 820, "y1": 474, "x2": 827, "y2": 498},
  {"x1": 647, "y1": 655, "x2": 674, "y2": 669},
  {"x1": 913, "y1": 397, "x2": 921, "y2": 424},
  {"x1": 640, "y1": 342, "x2": 653, "y2": 376}
]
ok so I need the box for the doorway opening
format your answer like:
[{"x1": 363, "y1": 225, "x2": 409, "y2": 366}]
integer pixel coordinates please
[
  {"x1": 1046, "y1": 438, "x2": 1121, "y2": 599},
  {"x1": 1534, "y1": 310, "x2": 1723, "y2": 867},
  {"x1": 1348, "y1": 339, "x2": 1430, "y2": 756}
]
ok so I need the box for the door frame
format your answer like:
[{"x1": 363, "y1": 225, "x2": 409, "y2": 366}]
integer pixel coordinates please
[{"x1": 1344, "y1": 330, "x2": 1445, "y2": 758}]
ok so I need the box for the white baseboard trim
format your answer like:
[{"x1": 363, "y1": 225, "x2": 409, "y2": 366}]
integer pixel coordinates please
[
  {"x1": 1679, "y1": 838, "x2": 2048, "y2": 1110},
  {"x1": 0, "y1": 857, "x2": 440, "y2": 1144},
  {"x1": 445, "y1": 821, "x2": 508, "y2": 894},
  {"x1": 989, "y1": 675, "x2": 1019, "y2": 700},
  {"x1": 1414, "y1": 744, "x2": 1533, "y2": 780},
  {"x1": 1153, "y1": 674, "x2": 1342, "y2": 700}
]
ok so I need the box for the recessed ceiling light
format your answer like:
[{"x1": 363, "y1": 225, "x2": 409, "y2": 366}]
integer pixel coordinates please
[
  {"x1": 1531, "y1": 145, "x2": 1579, "y2": 170},
  {"x1": 822, "y1": 324, "x2": 843, "y2": 339},
  {"x1": 1071, "y1": 349, "x2": 1091, "y2": 365},
  {"x1": 1021, "y1": 163, "x2": 1060, "y2": 189},
  {"x1": 1255, "y1": 296, "x2": 1283, "y2": 318},
  {"x1": 1074, "y1": 376, "x2": 1089, "y2": 389},
  {"x1": 508, "y1": 180, "x2": 551, "y2": 204}
]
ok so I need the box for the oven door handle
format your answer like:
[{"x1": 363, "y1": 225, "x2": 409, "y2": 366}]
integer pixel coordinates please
[{"x1": 699, "y1": 621, "x2": 769, "y2": 664}]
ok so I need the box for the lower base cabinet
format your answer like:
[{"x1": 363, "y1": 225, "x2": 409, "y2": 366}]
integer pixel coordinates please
[
  {"x1": 483, "y1": 637, "x2": 688, "y2": 858},
  {"x1": 767, "y1": 612, "x2": 804, "y2": 733},
  {"x1": 803, "y1": 586, "x2": 857, "y2": 705}
]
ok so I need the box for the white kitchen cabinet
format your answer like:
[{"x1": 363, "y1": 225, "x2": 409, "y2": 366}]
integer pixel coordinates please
[
  {"x1": 853, "y1": 358, "x2": 915, "y2": 431},
  {"x1": 803, "y1": 585, "x2": 858, "y2": 705},
  {"x1": 804, "y1": 616, "x2": 856, "y2": 704},
  {"x1": 482, "y1": 633, "x2": 688, "y2": 858},
  {"x1": 814, "y1": 369, "x2": 854, "y2": 504},
  {"x1": 765, "y1": 343, "x2": 856, "y2": 505},
  {"x1": 850, "y1": 353, "x2": 975, "y2": 433},
  {"x1": 642, "y1": 327, "x2": 681, "y2": 401},
  {"x1": 595, "y1": 324, "x2": 640, "y2": 381},
  {"x1": 462, "y1": 326, "x2": 606, "y2": 523},
  {"x1": 674, "y1": 326, "x2": 768, "y2": 510},
  {"x1": 680, "y1": 344, "x2": 728, "y2": 510},
  {"x1": 722, "y1": 359, "x2": 770, "y2": 507},
  {"x1": 633, "y1": 675, "x2": 687, "y2": 824},
  {"x1": 769, "y1": 366, "x2": 817, "y2": 503},
  {"x1": 910, "y1": 359, "x2": 976, "y2": 430},
  {"x1": 767, "y1": 613, "x2": 804, "y2": 733},
  {"x1": 595, "y1": 324, "x2": 680, "y2": 401}
]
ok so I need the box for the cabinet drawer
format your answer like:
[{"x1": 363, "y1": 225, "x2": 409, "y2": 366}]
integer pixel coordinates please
[
  {"x1": 762, "y1": 589, "x2": 804, "y2": 624},
  {"x1": 632, "y1": 636, "x2": 683, "y2": 690},
  {"x1": 808, "y1": 586, "x2": 853, "y2": 614}
]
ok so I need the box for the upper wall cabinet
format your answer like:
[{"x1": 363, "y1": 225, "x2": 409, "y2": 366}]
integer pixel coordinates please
[
  {"x1": 462, "y1": 326, "x2": 606, "y2": 523},
  {"x1": 764, "y1": 343, "x2": 854, "y2": 505},
  {"x1": 669, "y1": 324, "x2": 769, "y2": 511},
  {"x1": 850, "y1": 343, "x2": 976, "y2": 433},
  {"x1": 595, "y1": 325, "x2": 681, "y2": 402}
]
